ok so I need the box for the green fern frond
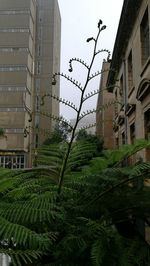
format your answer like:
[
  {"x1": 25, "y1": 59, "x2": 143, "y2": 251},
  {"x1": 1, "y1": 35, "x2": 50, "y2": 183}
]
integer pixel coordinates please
[
  {"x1": 3, "y1": 183, "x2": 58, "y2": 202},
  {"x1": 85, "y1": 219, "x2": 108, "y2": 238},
  {"x1": 0, "y1": 216, "x2": 52, "y2": 250},
  {"x1": 0, "y1": 177, "x2": 21, "y2": 194},
  {"x1": 0, "y1": 203, "x2": 61, "y2": 225},
  {"x1": 103, "y1": 139, "x2": 150, "y2": 166},
  {"x1": 130, "y1": 162, "x2": 150, "y2": 177},
  {"x1": 91, "y1": 239, "x2": 107, "y2": 266},
  {"x1": 125, "y1": 238, "x2": 150, "y2": 265},
  {"x1": 25, "y1": 192, "x2": 58, "y2": 207}
]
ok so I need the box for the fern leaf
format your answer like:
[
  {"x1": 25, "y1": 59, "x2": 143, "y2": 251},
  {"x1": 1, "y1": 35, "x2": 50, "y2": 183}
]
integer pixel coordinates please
[{"x1": 0, "y1": 216, "x2": 51, "y2": 250}]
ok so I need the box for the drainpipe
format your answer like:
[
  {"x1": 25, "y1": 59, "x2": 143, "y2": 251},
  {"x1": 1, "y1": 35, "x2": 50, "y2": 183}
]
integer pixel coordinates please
[{"x1": 123, "y1": 59, "x2": 128, "y2": 144}]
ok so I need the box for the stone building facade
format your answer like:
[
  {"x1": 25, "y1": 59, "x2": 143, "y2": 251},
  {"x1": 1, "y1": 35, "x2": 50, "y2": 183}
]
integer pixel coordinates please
[
  {"x1": 107, "y1": 0, "x2": 150, "y2": 162},
  {"x1": 106, "y1": 0, "x2": 150, "y2": 242},
  {"x1": 0, "y1": 0, "x2": 61, "y2": 168},
  {"x1": 96, "y1": 61, "x2": 114, "y2": 149}
]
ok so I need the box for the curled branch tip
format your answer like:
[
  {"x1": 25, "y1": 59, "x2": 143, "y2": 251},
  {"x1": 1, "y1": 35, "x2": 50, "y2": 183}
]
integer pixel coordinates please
[
  {"x1": 86, "y1": 37, "x2": 95, "y2": 43},
  {"x1": 98, "y1": 19, "x2": 103, "y2": 28}
]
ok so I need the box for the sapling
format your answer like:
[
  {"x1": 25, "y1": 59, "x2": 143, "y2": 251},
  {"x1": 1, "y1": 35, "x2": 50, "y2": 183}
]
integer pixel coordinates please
[{"x1": 41, "y1": 20, "x2": 113, "y2": 194}]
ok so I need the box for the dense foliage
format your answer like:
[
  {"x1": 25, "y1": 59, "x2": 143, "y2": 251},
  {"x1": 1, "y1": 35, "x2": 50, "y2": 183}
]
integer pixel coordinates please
[
  {"x1": 76, "y1": 129, "x2": 104, "y2": 156},
  {"x1": 0, "y1": 140, "x2": 150, "y2": 265}
]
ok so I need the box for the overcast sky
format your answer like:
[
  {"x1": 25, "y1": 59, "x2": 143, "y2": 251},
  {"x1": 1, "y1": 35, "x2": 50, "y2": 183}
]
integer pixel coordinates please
[{"x1": 57, "y1": 0, "x2": 124, "y2": 120}]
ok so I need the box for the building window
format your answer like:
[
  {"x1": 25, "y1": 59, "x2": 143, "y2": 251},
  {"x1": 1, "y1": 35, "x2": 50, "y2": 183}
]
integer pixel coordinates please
[
  {"x1": 37, "y1": 45, "x2": 41, "y2": 56},
  {"x1": 38, "y1": 27, "x2": 42, "y2": 40},
  {"x1": 130, "y1": 123, "x2": 135, "y2": 144},
  {"x1": 38, "y1": 10, "x2": 43, "y2": 23},
  {"x1": 140, "y1": 8, "x2": 150, "y2": 65},
  {"x1": 35, "y1": 115, "x2": 40, "y2": 128},
  {"x1": 114, "y1": 89, "x2": 118, "y2": 116},
  {"x1": 120, "y1": 75, "x2": 124, "y2": 105},
  {"x1": 122, "y1": 132, "x2": 125, "y2": 145},
  {"x1": 36, "y1": 96, "x2": 40, "y2": 111},
  {"x1": 144, "y1": 109, "x2": 150, "y2": 161},
  {"x1": 128, "y1": 50, "x2": 133, "y2": 91},
  {"x1": 36, "y1": 61, "x2": 41, "y2": 74},
  {"x1": 115, "y1": 137, "x2": 119, "y2": 148},
  {"x1": 0, "y1": 155, "x2": 25, "y2": 169},
  {"x1": 129, "y1": 123, "x2": 136, "y2": 165},
  {"x1": 35, "y1": 134, "x2": 38, "y2": 148},
  {"x1": 35, "y1": 79, "x2": 40, "y2": 93}
]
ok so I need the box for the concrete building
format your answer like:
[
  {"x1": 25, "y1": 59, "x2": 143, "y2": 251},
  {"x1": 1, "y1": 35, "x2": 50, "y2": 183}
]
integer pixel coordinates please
[
  {"x1": 107, "y1": 0, "x2": 150, "y2": 161},
  {"x1": 96, "y1": 61, "x2": 114, "y2": 149},
  {"x1": 0, "y1": 0, "x2": 61, "y2": 168}
]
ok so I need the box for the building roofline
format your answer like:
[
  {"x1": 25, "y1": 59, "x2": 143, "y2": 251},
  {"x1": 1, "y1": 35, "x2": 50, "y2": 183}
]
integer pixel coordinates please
[{"x1": 107, "y1": 0, "x2": 143, "y2": 90}]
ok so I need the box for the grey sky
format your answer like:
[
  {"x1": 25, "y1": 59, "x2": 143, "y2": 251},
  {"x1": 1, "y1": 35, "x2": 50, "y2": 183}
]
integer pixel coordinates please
[{"x1": 57, "y1": 0, "x2": 124, "y2": 120}]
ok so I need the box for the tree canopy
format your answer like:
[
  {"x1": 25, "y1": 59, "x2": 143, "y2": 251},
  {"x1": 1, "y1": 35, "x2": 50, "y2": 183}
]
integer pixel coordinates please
[
  {"x1": 43, "y1": 119, "x2": 71, "y2": 145},
  {"x1": 76, "y1": 128, "x2": 104, "y2": 155}
]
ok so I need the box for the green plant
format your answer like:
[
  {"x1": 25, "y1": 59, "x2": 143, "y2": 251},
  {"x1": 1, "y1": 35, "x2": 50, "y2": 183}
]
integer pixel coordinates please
[
  {"x1": 76, "y1": 128, "x2": 103, "y2": 156},
  {"x1": 1, "y1": 141, "x2": 150, "y2": 265},
  {"x1": 49, "y1": 19, "x2": 112, "y2": 195}
]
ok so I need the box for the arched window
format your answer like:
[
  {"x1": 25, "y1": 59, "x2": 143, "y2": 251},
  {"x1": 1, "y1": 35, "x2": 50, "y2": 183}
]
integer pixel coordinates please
[{"x1": 136, "y1": 78, "x2": 150, "y2": 101}]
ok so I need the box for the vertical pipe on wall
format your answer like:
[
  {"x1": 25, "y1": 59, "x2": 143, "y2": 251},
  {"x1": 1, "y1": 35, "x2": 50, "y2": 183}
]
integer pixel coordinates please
[{"x1": 123, "y1": 59, "x2": 128, "y2": 144}]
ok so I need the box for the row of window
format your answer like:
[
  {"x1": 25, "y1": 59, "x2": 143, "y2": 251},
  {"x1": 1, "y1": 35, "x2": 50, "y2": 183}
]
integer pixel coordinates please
[
  {"x1": 0, "y1": 107, "x2": 25, "y2": 112},
  {"x1": 0, "y1": 28, "x2": 29, "y2": 32},
  {"x1": 141, "y1": 8, "x2": 150, "y2": 66},
  {"x1": 0, "y1": 10, "x2": 30, "y2": 15},
  {"x1": 0, "y1": 86, "x2": 26, "y2": 92},
  {"x1": 129, "y1": 7, "x2": 150, "y2": 86},
  {"x1": 0, "y1": 155, "x2": 25, "y2": 169},
  {"x1": 118, "y1": 109, "x2": 150, "y2": 160},
  {"x1": 119, "y1": 123, "x2": 135, "y2": 146},
  {"x1": 0, "y1": 47, "x2": 28, "y2": 52},
  {"x1": 116, "y1": 7, "x2": 150, "y2": 105},
  {"x1": 117, "y1": 110, "x2": 150, "y2": 144},
  {"x1": 5, "y1": 128, "x2": 24, "y2": 133},
  {"x1": 0, "y1": 65, "x2": 27, "y2": 72}
]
